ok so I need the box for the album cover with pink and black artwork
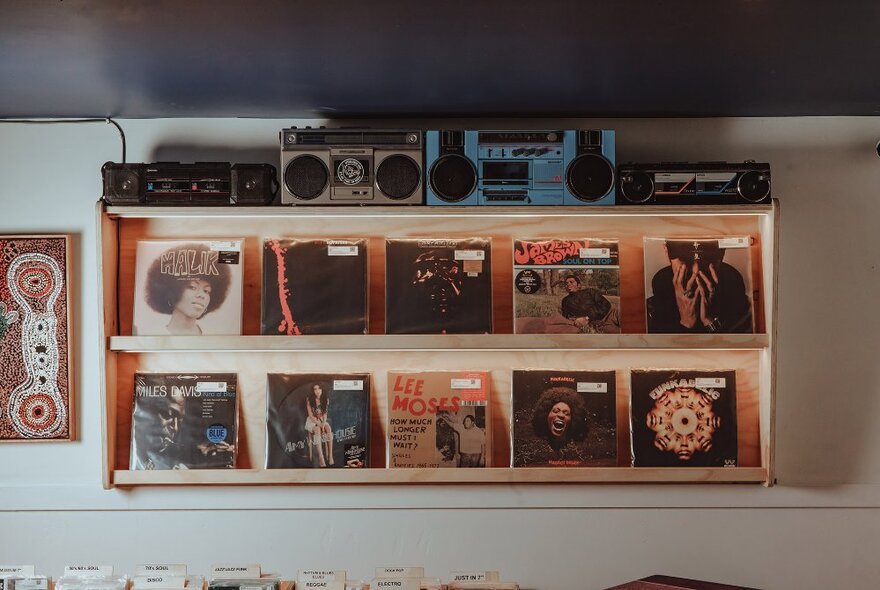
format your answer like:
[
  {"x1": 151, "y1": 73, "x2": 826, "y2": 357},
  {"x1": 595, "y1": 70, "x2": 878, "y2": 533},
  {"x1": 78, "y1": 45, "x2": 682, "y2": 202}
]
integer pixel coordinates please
[
  {"x1": 261, "y1": 238, "x2": 368, "y2": 335},
  {"x1": 630, "y1": 369, "x2": 738, "y2": 467},
  {"x1": 0, "y1": 235, "x2": 72, "y2": 441}
]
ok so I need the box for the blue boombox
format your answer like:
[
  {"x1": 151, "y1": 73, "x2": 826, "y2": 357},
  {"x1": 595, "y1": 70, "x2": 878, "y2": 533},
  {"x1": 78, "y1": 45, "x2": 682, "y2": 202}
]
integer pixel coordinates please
[{"x1": 425, "y1": 129, "x2": 615, "y2": 206}]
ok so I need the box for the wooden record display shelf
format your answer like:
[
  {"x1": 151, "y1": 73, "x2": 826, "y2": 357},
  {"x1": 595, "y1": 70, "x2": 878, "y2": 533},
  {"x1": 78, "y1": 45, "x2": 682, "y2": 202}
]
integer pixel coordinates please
[{"x1": 97, "y1": 202, "x2": 779, "y2": 489}]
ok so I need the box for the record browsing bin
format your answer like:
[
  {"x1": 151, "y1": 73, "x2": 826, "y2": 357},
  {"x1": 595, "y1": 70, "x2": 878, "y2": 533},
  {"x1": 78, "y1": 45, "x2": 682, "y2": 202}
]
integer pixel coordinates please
[{"x1": 98, "y1": 202, "x2": 778, "y2": 488}]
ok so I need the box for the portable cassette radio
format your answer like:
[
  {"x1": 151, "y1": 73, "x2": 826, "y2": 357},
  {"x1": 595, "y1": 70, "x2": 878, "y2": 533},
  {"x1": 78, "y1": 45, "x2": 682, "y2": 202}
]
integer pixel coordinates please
[
  {"x1": 617, "y1": 161, "x2": 771, "y2": 205},
  {"x1": 280, "y1": 127, "x2": 423, "y2": 205},
  {"x1": 425, "y1": 129, "x2": 615, "y2": 206}
]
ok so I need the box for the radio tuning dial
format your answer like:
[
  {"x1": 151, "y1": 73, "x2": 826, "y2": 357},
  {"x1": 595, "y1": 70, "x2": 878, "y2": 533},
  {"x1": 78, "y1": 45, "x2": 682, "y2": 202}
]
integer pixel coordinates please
[
  {"x1": 406, "y1": 133, "x2": 418, "y2": 144},
  {"x1": 547, "y1": 132, "x2": 558, "y2": 142},
  {"x1": 286, "y1": 133, "x2": 297, "y2": 144}
]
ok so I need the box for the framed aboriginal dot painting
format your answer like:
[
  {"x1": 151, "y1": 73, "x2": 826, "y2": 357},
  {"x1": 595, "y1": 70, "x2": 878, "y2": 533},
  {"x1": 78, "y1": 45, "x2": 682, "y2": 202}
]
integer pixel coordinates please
[{"x1": 0, "y1": 235, "x2": 74, "y2": 441}]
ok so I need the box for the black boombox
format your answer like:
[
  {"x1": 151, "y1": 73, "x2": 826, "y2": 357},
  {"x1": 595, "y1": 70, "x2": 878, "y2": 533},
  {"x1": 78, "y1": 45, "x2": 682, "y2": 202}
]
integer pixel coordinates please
[
  {"x1": 617, "y1": 161, "x2": 771, "y2": 205},
  {"x1": 102, "y1": 161, "x2": 278, "y2": 205}
]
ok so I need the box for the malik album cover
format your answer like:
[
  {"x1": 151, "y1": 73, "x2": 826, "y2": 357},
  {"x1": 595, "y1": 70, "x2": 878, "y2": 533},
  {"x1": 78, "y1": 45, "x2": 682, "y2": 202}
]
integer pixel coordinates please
[
  {"x1": 385, "y1": 238, "x2": 492, "y2": 334},
  {"x1": 387, "y1": 370, "x2": 490, "y2": 468},
  {"x1": 130, "y1": 372, "x2": 239, "y2": 470},
  {"x1": 262, "y1": 238, "x2": 368, "y2": 335},
  {"x1": 644, "y1": 237, "x2": 754, "y2": 334},
  {"x1": 265, "y1": 372, "x2": 371, "y2": 468},
  {"x1": 512, "y1": 369, "x2": 617, "y2": 467},
  {"x1": 132, "y1": 239, "x2": 244, "y2": 335},
  {"x1": 513, "y1": 238, "x2": 621, "y2": 334},
  {"x1": 630, "y1": 369, "x2": 738, "y2": 467}
]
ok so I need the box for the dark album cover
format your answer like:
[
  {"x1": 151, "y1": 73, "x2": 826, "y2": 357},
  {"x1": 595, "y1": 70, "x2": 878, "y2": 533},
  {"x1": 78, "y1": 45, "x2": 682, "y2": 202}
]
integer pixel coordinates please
[
  {"x1": 133, "y1": 239, "x2": 244, "y2": 335},
  {"x1": 512, "y1": 369, "x2": 617, "y2": 467},
  {"x1": 130, "y1": 373, "x2": 238, "y2": 470},
  {"x1": 644, "y1": 237, "x2": 754, "y2": 333},
  {"x1": 262, "y1": 238, "x2": 368, "y2": 335},
  {"x1": 630, "y1": 369, "x2": 738, "y2": 467},
  {"x1": 513, "y1": 238, "x2": 620, "y2": 334},
  {"x1": 387, "y1": 370, "x2": 490, "y2": 468},
  {"x1": 385, "y1": 238, "x2": 492, "y2": 334},
  {"x1": 266, "y1": 373, "x2": 371, "y2": 468}
]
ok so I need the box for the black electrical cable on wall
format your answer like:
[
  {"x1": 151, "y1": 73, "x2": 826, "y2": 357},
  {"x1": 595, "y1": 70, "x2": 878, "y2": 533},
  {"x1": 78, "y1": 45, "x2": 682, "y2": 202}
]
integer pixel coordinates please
[{"x1": 0, "y1": 117, "x2": 127, "y2": 162}]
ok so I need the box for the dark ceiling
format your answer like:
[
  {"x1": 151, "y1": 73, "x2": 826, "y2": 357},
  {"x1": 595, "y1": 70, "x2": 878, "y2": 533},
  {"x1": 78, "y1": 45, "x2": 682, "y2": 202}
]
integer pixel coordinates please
[{"x1": 2, "y1": 1, "x2": 879, "y2": 119}]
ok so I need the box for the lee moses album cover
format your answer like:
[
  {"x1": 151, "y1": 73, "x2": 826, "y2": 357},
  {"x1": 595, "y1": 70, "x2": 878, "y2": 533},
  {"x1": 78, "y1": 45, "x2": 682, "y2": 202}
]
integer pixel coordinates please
[{"x1": 387, "y1": 370, "x2": 490, "y2": 468}]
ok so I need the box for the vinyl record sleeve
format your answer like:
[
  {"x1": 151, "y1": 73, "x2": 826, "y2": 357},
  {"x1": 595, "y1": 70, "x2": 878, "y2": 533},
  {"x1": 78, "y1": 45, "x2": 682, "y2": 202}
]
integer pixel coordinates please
[
  {"x1": 265, "y1": 373, "x2": 371, "y2": 468},
  {"x1": 261, "y1": 238, "x2": 368, "y2": 335},
  {"x1": 630, "y1": 369, "x2": 738, "y2": 467},
  {"x1": 644, "y1": 237, "x2": 754, "y2": 333},
  {"x1": 513, "y1": 238, "x2": 620, "y2": 334},
  {"x1": 130, "y1": 373, "x2": 239, "y2": 470},
  {"x1": 387, "y1": 370, "x2": 490, "y2": 468},
  {"x1": 511, "y1": 369, "x2": 617, "y2": 467},
  {"x1": 385, "y1": 238, "x2": 492, "y2": 334},
  {"x1": 133, "y1": 239, "x2": 244, "y2": 335}
]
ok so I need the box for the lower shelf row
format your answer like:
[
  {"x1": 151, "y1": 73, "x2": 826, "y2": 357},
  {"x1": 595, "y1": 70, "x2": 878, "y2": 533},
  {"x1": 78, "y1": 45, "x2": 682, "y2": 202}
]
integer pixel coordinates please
[{"x1": 126, "y1": 367, "x2": 755, "y2": 473}]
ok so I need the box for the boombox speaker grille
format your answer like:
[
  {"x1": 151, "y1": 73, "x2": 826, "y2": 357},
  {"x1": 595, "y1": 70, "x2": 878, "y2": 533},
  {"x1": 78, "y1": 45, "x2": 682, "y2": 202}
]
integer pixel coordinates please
[
  {"x1": 429, "y1": 154, "x2": 477, "y2": 202},
  {"x1": 566, "y1": 154, "x2": 615, "y2": 202},
  {"x1": 376, "y1": 155, "x2": 421, "y2": 200},
  {"x1": 284, "y1": 155, "x2": 328, "y2": 200}
]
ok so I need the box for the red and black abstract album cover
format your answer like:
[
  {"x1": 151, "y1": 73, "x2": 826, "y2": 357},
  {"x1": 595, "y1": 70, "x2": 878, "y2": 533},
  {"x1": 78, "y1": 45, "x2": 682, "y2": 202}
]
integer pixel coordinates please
[
  {"x1": 133, "y1": 239, "x2": 244, "y2": 335},
  {"x1": 130, "y1": 373, "x2": 239, "y2": 470},
  {"x1": 644, "y1": 237, "x2": 755, "y2": 334},
  {"x1": 513, "y1": 238, "x2": 620, "y2": 334},
  {"x1": 630, "y1": 369, "x2": 738, "y2": 467},
  {"x1": 265, "y1": 372, "x2": 371, "y2": 469},
  {"x1": 385, "y1": 238, "x2": 492, "y2": 334},
  {"x1": 0, "y1": 235, "x2": 72, "y2": 440},
  {"x1": 262, "y1": 238, "x2": 368, "y2": 335},
  {"x1": 387, "y1": 370, "x2": 490, "y2": 468},
  {"x1": 512, "y1": 369, "x2": 616, "y2": 467}
]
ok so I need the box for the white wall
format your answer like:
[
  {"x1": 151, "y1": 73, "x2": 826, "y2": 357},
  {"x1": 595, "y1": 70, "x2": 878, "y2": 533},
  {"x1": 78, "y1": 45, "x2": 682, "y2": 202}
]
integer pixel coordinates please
[{"x1": 0, "y1": 117, "x2": 878, "y2": 589}]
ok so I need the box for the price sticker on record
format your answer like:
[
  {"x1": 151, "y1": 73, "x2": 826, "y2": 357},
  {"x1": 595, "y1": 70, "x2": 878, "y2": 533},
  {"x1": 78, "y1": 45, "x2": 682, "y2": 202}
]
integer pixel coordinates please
[
  {"x1": 450, "y1": 374, "x2": 489, "y2": 405},
  {"x1": 695, "y1": 377, "x2": 727, "y2": 388},
  {"x1": 328, "y1": 245, "x2": 358, "y2": 256},
  {"x1": 577, "y1": 382, "x2": 608, "y2": 393},
  {"x1": 334, "y1": 380, "x2": 364, "y2": 390},
  {"x1": 579, "y1": 247, "x2": 610, "y2": 258},
  {"x1": 718, "y1": 237, "x2": 751, "y2": 249},
  {"x1": 196, "y1": 381, "x2": 228, "y2": 393}
]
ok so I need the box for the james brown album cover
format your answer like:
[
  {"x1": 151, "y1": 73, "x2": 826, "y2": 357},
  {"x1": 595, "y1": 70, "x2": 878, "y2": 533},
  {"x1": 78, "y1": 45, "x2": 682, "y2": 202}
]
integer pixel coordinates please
[
  {"x1": 513, "y1": 238, "x2": 621, "y2": 334},
  {"x1": 644, "y1": 237, "x2": 755, "y2": 334},
  {"x1": 132, "y1": 239, "x2": 244, "y2": 335},
  {"x1": 387, "y1": 370, "x2": 490, "y2": 468},
  {"x1": 630, "y1": 369, "x2": 738, "y2": 467},
  {"x1": 262, "y1": 238, "x2": 368, "y2": 335},
  {"x1": 265, "y1": 372, "x2": 371, "y2": 468},
  {"x1": 385, "y1": 238, "x2": 492, "y2": 334},
  {"x1": 130, "y1": 372, "x2": 239, "y2": 470},
  {"x1": 512, "y1": 369, "x2": 617, "y2": 467}
]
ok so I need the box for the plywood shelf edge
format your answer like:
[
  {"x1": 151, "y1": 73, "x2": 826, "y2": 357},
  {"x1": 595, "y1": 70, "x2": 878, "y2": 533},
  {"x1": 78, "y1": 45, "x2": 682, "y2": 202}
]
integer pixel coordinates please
[
  {"x1": 112, "y1": 467, "x2": 769, "y2": 486},
  {"x1": 109, "y1": 334, "x2": 770, "y2": 352}
]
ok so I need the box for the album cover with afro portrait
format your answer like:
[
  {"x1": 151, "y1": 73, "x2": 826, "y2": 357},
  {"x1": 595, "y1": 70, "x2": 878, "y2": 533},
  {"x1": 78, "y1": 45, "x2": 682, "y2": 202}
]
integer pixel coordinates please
[
  {"x1": 385, "y1": 238, "x2": 492, "y2": 334},
  {"x1": 133, "y1": 239, "x2": 244, "y2": 335},
  {"x1": 130, "y1": 372, "x2": 238, "y2": 470},
  {"x1": 261, "y1": 238, "x2": 368, "y2": 335},
  {"x1": 630, "y1": 369, "x2": 738, "y2": 467},
  {"x1": 265, "y1": 372, "x2": 371, "y2": 469},
  {"x1": 387, "y1": 370, "x2": 490, "y2": 468},
  {"x1": 512, "y1": 369, "x2": 617, "y2": 467}
]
